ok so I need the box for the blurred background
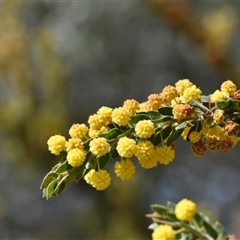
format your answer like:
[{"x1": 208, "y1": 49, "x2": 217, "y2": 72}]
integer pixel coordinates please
[{"x1": 0, "y1": 1, "x2": 240, "y2": 239}]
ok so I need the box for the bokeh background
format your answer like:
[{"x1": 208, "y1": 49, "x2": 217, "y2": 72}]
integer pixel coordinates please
[{"x1": 1, "y1": 1, "x2": 240, "y2": 239}]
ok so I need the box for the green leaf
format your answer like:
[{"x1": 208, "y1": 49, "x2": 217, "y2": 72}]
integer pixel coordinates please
[
  {"x1": 53, "y1": 161, "x2": 73, "y2": 174},
  {"x1": 55, "y1": 181, "x2": 66, "y2": 196},
  {"x1": 166, "y1": 128, "x2": 184, "y2": 146},
  {"x1": 166, "y1": 201, "x2": 176, "y2": 212},
  {"x1": 153, "y1": 125, "x2": 172, "y2": 145},
  {"x1": 65, "y1": 165, "x2": 87, "y2": 183},
  {"x1": 98, "y1": 152, "x2": 110, "y2": 169},
  {"x1": 201, "y1": 95, "x2": 211, "y2": 102},
  {"x1": 46, "y1": 180, "x2": 57, "y2": 199},
  {"x1": 83, "y1": 138, "x2": 91, "y2": 150},
  {"x1": 147, "y1": 111, "x2": 162, "y2": 120},
  {"x1": 216, "y1": 99, "x2": 240, "y2": 113},
  {"x1": 193, "y1": 213, "x2": 204, "y2": 226},
  {"x1": 130, "y1": 113, "x2": 150, "y2": 124},
  {"x1": 175, "y1": 121, "x2": 191, "y2": 130},
  {"x1": 40, "y1": 172, "x2": 58, "y2": 189},
  {"x1": 98, "y1": 128, "x2": 122, "y2": 139},
  {"x1": 201, "y1": 214, "x2": 218, "y2": 239},
  {"x1": 152, "y1": 116, "x2": 173, "y2": 124},
  {"x1": 214, "y1": 221, "x2": 227, "y2": 234},
  {"x1": 158, "y1": 107, "x2": 173, "y2": 116},
  {"x1": 151, "y1": 204, "x2": 168, "y2": 216}
]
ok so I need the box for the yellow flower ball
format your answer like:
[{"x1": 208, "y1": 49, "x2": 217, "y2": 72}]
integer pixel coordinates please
[
  {"x1": 97, "y1": 106, "x2": 113, "y2": 123},
  {"x1": 182, "y1": 85, "x2": 202, "y2": 103},
  {"x1": 88, "y1": 114, "x2": 105, "y2": 130},
  {"x1": 210, "y1": 90, "x2": 227, "y2": 101},
  {"x1": 65, "y1": 138, "x2": 84, "y2": 151},
  {"x1": 189, "y1": 131, "x2": 201, "y2": 143},
  {"x1": 152, "y1": 224, "x2": 176, "y2": 240},
  {"x1": 123, "y1": 99, "x2": 140, "y2": 114},
  {"x1": 114, "y1": 159, "x2": 135, "y2": 180},
  {"x1": 116, "y1": 137, "x2": 137, "y2": 158},
  {"x1": 221, "y1": 80, "x2": 237, "y2": 96},
  {"x1": 84, "y1": 169, "x2": 95, "y2": 185},
  {"x1": 69, "y1": 123, "x2": 88, "y2": 139},
  {"x1": 91, "y1": 170, "x2": 111, "y2": 190},
  {"x1": 47, "y1": 135, "x2": 66, "y2": 155},
  {"x1": 161, "y1": 85, "x2": 178, "y2": 104},
  {"x1": 135, "y1": 120, "x2": 155, "y2": 139},
  {"x1": 157, "y1": 146, "x2": 175, "y2": 165},
  {"x1": 112, "y1": 107, "x2": 132, "y2": 126},
  {"x1": 175, "y1": 79, "x2": 193, "y2": 95},
  {"x1": 175, "y1": 198, "x2": 197, "y2": 221},
  {"x1": 89, "y1": 137, "x2": 110, "y2": 157},
  {"x1": 135, "y1": 141, "x2": 158, "y2": 169},
  {"x1": 67, "y1": 148, "x2": 86, "y2": 167}
]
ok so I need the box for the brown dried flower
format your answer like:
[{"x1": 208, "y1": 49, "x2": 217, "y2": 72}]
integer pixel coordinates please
[
  {"x1": 191, "y1": 140, "x2": 207, "y2": 157},
  {"x1": 224, "y1": 120, "x2": 240, "y2": 136},
  {"x1": 172, "y1": 104, "x2": 194, "y2": 120},
  {"x1": 220, "y1": 139, "x2": 234, "y2": 152},
  {"x1": 206, "y1": 135, "x2": 221, "y2": 152}
]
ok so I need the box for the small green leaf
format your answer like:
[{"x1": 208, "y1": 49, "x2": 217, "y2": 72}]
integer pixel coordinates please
[
  {"x1": 158, "y1": 107, "x2": 173, "y2": 116},
  {"x1": 130, "y1": 113, "x2": 150, "y2": 124},
  {"x1": 53, "y1": 161, "x2": 73, "y2": 174},
  {"x1": 56, "y1": 181, "x2": 66, "y2": 195},
  {"x1": 152, "y1": 116, "x2": 173, "y2": 124},
  {"x1": 153, "y1": 125, "x2": 172, "y2": 145},
  {"x1": 46, "y1": 180, "x2": 57, "y2": 199},
  {"x1": 40, "y1": 172, "x2": 58, "y2": 189},
  {"x1": 166, "y1": 201, "x2": 176, "y2": 212},
  {"x1": 175, "y1": 121, "x2": 191, "y2": 130},
  {"x1": 151, "y1": 204, "x2": 168, "y2": 216},
  {"x1": 166, "y1": 128, "x2": 184, "y2": 146},
  {"x1": 201, "y1": 95, "x2": 211, "y2": 102},
  {"x1": 147, "y1": 111, "x2": 162, "y2": 120},
  {"x1": 98, "y1": 152, "x2": 110, "y2": 169},
  {"x1": 98, "y1": 128, "x2": 122, "y2": 139},
  {"x1": 214, "y1": 221, "x2": 227, "y2": 234},
  {"x1": 83, "y1": 138, "x2": 91, "y2": 150},
  {"x1": 201, "y1": 214, "x2": 218, "y2": 239}
]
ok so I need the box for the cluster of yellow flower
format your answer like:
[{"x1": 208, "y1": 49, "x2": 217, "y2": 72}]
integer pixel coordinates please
[
  {"x1": 152, "y1": 199, "x2": 196, "y2": 240},
  {"x1": 46, "y1": 79, "x2": 240, "y2": 192}
]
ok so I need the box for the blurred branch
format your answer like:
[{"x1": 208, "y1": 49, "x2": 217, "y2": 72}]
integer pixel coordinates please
[{"x1": 147, "y1": 2, "x2": 240, "y2": 84}]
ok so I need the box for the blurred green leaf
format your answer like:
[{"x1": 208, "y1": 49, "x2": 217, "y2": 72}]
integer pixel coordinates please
[
  {"x1": 201, "y1": 95, "x2": 211, "y2": 102},
  {"x1": 166, "y1": 128, "x2": 184, "y2": 146},
  {"x1": 152, "y1": 116, "x2": 173, "y2": 124},
  {"x1": 98, "y1": 152, "x2": 110, "y2": 169},
  {"x1": 153, "y1": 125, "x2": 172, "y2": 145},
  {"x1": 166, "y1": 201, "x2": 175, "y2": 212},
  {"x1": 158, "y1": 107, "x2": 173, "y2": 116},
  {"x1": 130, "y1": 113, "x2": 150, "y2": 124},
  {"x1": 53, "y1": 161, "x2": 73, "y2": 174},
  {"x1": 98, "y1": 128, "x2": 122, "y2": 139},
  {"x1": 216, "y1": 99, "x2": 240, "y2": 113},
  {"x1": 40, "y1": 172, "x2": 58, "y2": 189},
  {"x1": 151, "y1": 204, "x2": 168, "y2": 216},
  {"x1": 46, "y1": 180, "x2": 57, "y2": 199},
  {"x1": 201, "y1": 214, "x2": 218, "y2": 239}
]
